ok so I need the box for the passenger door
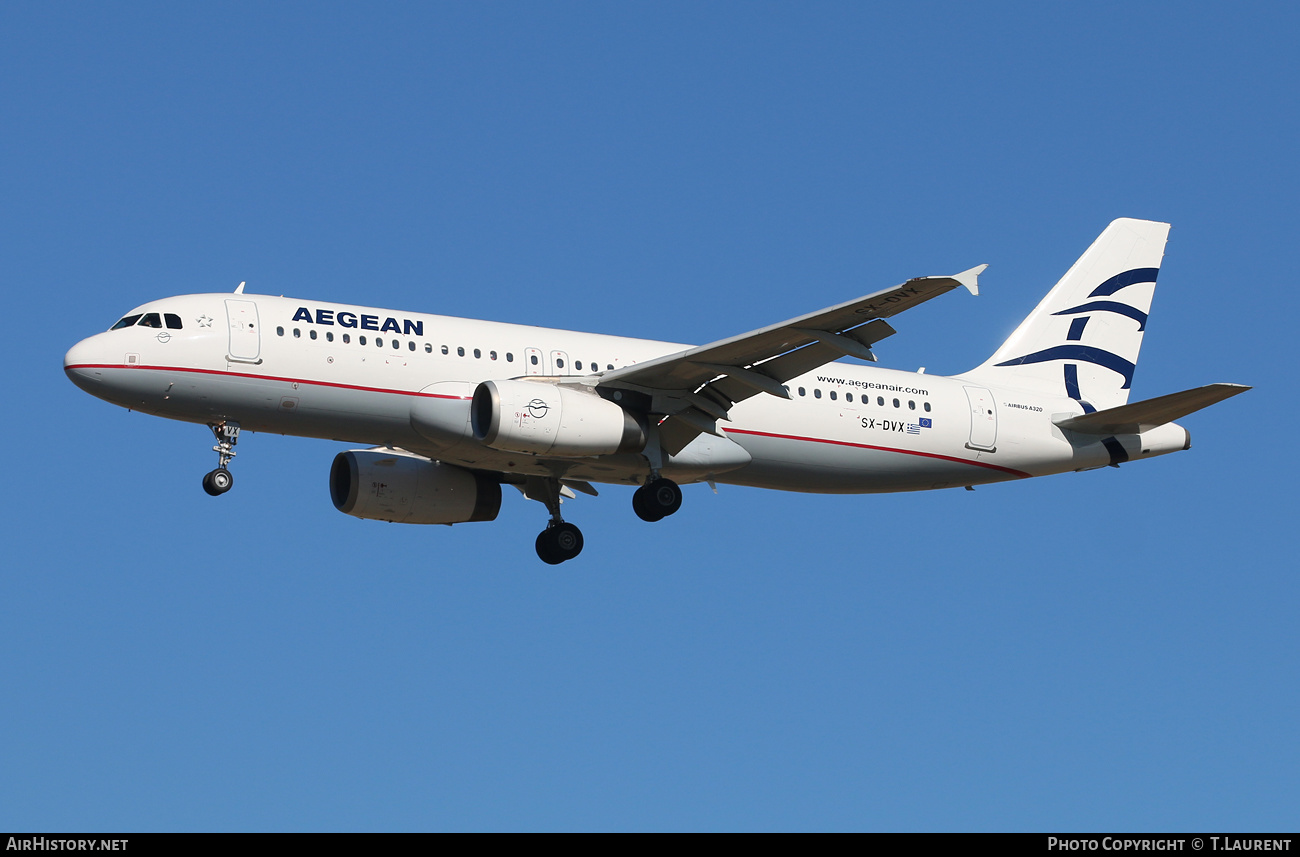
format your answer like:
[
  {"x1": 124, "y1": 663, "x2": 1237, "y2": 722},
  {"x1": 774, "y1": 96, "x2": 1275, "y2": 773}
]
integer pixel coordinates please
[
  {"x1": 964, "y1": 386, "x2": 997, "y2": 451},
  {"x1": 225, "y1": 299, "x2": 261, "y2": 363}
]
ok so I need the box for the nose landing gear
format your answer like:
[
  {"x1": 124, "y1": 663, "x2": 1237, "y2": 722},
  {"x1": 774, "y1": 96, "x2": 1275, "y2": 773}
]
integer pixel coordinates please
[{"x1": 202, "y1": 421, "x2": 240, "y2": 496}]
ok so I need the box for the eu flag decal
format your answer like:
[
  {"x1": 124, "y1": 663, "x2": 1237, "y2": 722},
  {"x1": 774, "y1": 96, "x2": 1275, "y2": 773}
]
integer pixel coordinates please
[{"x1": 919, "y1": 418, "x2": 932, "y2": 428}]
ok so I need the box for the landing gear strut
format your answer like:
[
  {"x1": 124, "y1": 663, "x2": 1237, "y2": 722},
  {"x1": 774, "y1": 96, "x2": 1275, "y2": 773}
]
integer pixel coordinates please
[
  {"x1": 202, "y1": 421, "x2": 240, "y2": 497},
  {"x1": 633, "y1": 477, "x2": 682, "y2": 522},
  {"x1": 525, "y1": 476, "x2": 584, "y2": 565},
  {"x1": 633, "y1": 425, "x2": 682, "y2": 522}
]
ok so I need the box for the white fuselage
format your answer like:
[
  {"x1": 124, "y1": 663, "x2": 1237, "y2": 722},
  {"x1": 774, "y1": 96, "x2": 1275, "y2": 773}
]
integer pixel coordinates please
[{"x1": 64, "y1": 292, "x2": 1189, "y2": 494}]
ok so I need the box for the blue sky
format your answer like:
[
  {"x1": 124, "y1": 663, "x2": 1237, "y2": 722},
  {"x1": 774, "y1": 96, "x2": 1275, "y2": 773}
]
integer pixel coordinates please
[{"x1": 2, "y1": 2, "x2": 1296, "y2": 831}]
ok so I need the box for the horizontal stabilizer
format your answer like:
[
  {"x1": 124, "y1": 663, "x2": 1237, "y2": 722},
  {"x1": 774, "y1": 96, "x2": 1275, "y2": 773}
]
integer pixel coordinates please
[{"x1": 1054, "y1": 383, "x2": 1250, "y2": 435}]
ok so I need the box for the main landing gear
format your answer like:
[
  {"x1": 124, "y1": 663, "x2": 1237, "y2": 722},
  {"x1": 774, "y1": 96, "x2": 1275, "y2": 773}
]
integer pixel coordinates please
[
  {"x1": 525, "y1": 476, "x2": 584, "y2": 565},
  {"x1": 632, "y1": 476, "x2": 682, "y2": 522},
  {"x1": 536, "y1": 522, "x2": 583, "y2": 566},
  {"x1": 202, "y1": 421, "x2": 240, "y2": 497}
]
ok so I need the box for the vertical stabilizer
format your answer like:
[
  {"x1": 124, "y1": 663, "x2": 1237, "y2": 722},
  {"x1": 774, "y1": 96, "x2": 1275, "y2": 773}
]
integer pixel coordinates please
[{"x1": 961, "y1": 218, "x2": 1170, "y2": 412}]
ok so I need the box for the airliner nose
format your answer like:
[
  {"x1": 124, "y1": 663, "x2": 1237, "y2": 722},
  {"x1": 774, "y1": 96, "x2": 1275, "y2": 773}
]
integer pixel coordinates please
[{"x1": 64, "y1": 337, "x2": 105, "y2": 393}]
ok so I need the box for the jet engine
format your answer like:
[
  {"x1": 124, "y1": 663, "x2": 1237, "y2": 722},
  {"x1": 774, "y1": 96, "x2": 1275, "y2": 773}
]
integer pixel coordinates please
[
  {"x1": 330, "y1": 449, "x2": 501, "y2": 524},
  {"x1": 471, "y1": 379, "x2": 646, "y2": 457}
]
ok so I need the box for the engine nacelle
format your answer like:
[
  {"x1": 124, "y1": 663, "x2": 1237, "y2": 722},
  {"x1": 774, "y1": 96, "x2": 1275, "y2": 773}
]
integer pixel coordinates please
[
  {"x1": 471, "y1": 379, "x2": 646, "y2": 457},
  {"x1": 330, "y1": 449, "x2": 501, "y2": 524}
]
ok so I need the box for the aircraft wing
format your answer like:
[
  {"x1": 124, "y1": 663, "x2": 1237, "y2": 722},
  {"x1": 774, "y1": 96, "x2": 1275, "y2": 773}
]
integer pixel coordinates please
[{"x1": 597, "y1": 265, "x2": 986, "y2": 453}]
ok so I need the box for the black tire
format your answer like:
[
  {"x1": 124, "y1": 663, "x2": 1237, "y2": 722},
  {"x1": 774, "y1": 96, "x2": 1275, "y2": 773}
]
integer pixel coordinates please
[
  {"x1": 632, "y1": 485, "x2": 665, "y2": 522},
  {"x1": 635, "y1": 478, "x2": 681, "y2": 521},
  {"x1": 203, "y1": 468, "x2": 233, "y2": 496},
  {"x1": 551, "y1": 522, "x2": 583, "y2": 561},
  {"x1": 535, "y1": 530, "x2": 562, "y2": 565},
  {"x1": 649, "y1": 478, "x2": 682, "y2": 517},
  {"x1": 536, "y1": 523, "x2": 583, "y2": 564}
]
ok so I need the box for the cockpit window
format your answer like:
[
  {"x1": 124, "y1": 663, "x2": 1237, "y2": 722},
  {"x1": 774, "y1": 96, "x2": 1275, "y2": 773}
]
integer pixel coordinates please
[
  {"x1": 164, "y1": 313, "x2": 183, "y2": 330},
  {"x1": 138, "y1": 313, "x2": 163, "y2": 328},
  {"x1": 111, "y1": 314, "x2": 142, "y2": 330}
]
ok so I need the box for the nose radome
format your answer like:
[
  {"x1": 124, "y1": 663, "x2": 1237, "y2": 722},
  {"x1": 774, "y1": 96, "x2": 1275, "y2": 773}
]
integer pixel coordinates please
[
  {"x1": 65, "y1": 337, "x2": 100, "y2": 371},
  {"x1": 64, "y1": 336, "x2": 110, "y2": 394}
]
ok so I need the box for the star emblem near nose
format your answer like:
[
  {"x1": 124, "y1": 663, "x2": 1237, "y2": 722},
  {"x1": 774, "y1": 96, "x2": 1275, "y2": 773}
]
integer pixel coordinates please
[{"x1": 197, "y1": 314, "x2": 213, "y2": 327}]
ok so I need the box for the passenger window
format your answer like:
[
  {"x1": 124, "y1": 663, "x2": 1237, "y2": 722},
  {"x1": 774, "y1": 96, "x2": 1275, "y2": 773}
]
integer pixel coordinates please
[
  {"x1": 556, "y1": 358, "x2": 564, "y2": 368},
  {"x1": 506, "y1": 352, "x2": 514, "y2": 362},
  {"x1": 111, "y1": 314, "x2": 142, "y2": 330},
  {"x1": 530, "y1": 354, "x2": 539, "y2": 365},
  {"x1": 606, "y1": 364, "x2": 613, "y2": 370},
  {"x1": 326, "y1": 331, "x2": 334, "y2": 342},
  {"x1": 164, "y1": 313, "x2": 183, "y2": 330},
  {"x1": 343, "y1": 333, "x2": 351, "y2": 344},
  {"x1": 425, "y1": 343, "x2": 432, "y2": 353},
  {"x1": 359, "y1": 335, "x2": 367, "y2": 345},
  {"x1": 377, "y1": 338, "x2": 384, "y2": 348},
  {"x1": 798, "y1": 387, "x2": 806, "y2": 397},
  {"x1": 293, "y1": 328, "x2": 301, "y2": 338},
  {"x1": 846, "y1": 393, "x2": 854, "y2": 403},
  {"x1": 441, "y1": 345, "x2": 449, "y2": 355},
  {"x1": 309, "y1": 329, "x2": 317, "y2": 340},
  {"x1": 490, "y1": 351, "x2": 497, "y2": 361},
  {"x1": 877, "y1": 396, "x2": 884, "y2": 406},
  {"x1": 575, "y1": 361, "x2": 583, "y2": 371},
  {"x1": 893, "y1": 398, "x2": 900, "y2": 408},
  {"x1": 474, "y1": 348, "x2": 481, "y2": 359},
  {"x1": 829, "y1": 390, "x2": 837, "y2": 401},
  {"x1": 138, "y1": 313, "x2": 162, "y2": 328},
  {"x1": 908, "y1": 400, "x2": 915, "y2": 410},
  {"x1": 924, "y1": 402, "x2": 931, "y2": 412},
  {"x1": 276, "y1": 326, "x2": 284, "y2": 336},
  {"x1": 457, "y1": 347, "x2": 465, "y2": 357},
  {"x1": 814, "y1": 389, "x2": 822, "y2": 399},
  {"x1": 408, "y1": 341, "x2": 415, "y2": 351},
  {"x1": 390, "y1": 339, "x2": 398, "y2": 348}
]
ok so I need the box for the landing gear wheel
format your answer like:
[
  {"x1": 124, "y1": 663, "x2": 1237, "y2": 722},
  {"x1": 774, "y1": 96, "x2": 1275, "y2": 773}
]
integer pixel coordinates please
[
  {"x1": 632, "y1": 487, "x2": 663, "y2": 522},
  {"x1": 536, "y1": 522, "x2": 584, "y2": 564},
  {"x1": 633, "y1": 478, "x2": 682, "y2": 522},
  {"x1": 202, "y1": 467, "x2": 234, "y2": 496}
]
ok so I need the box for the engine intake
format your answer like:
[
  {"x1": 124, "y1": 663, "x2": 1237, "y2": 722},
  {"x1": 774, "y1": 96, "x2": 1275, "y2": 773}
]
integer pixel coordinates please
[
  {"x1": 471, "y1": 379, "x2": 646, "y2": 457},
  {"x1": 330, "y1": 449, "x2": 501, "y2": 524}
]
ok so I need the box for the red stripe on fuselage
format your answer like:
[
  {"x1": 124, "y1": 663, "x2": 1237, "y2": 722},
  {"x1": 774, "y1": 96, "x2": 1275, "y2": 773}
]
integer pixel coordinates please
[
  {"x1": 63, "y1": 363, "x2": 472, "y2": 400},
  {"x1": 722, "y1": 427, "x2": 1031, "y2": 478},
  {"x1": 66, "y1": 363, "x2": 1030, "y2": 478}
]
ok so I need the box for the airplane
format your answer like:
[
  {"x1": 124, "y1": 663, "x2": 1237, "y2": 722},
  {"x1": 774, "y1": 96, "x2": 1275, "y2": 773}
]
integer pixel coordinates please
[{"x1": 64, "y1": 218, "x2": 1249, "y2": 564}]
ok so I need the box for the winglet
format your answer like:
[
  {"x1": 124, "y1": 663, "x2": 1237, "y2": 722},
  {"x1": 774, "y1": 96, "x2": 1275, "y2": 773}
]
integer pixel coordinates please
[{"x1": 952, "y1": 264, "x2": 987, "y2": 296}]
